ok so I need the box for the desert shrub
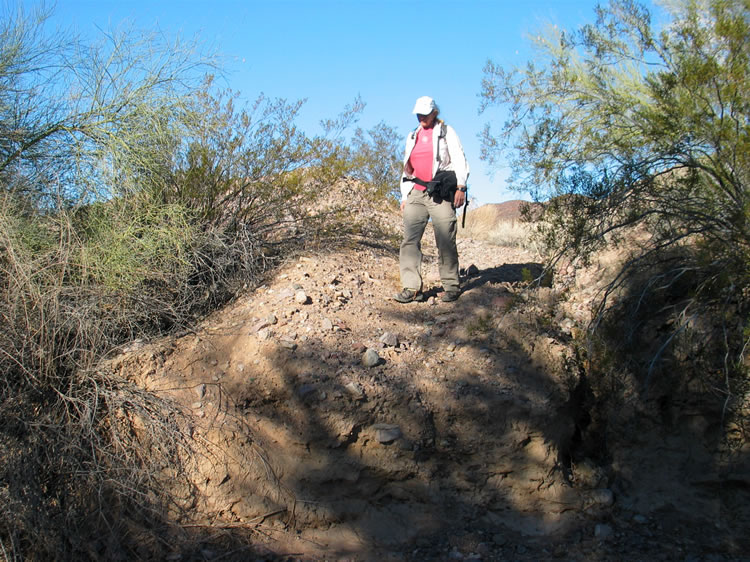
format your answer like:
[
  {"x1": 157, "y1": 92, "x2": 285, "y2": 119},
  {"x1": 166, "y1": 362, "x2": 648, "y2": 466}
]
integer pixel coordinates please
[
  {"x1": 349, "y1": 120, "x2": 403, "y2": 202},
  {"x1": 479, "y1": 0, "x2": 750, "y2": 426},
  {"x1": 168, "y1": 85, "x2": 402, "y2": 264},
  {"x1": 0, "y1": 5, "x2": 323, "y2": 558},
  {"x1": 0, "y1": 5, "x2": 221, "y2": 556},
  {"x1": 0, "y1": 3, "x2": 401, "y2": 556}
]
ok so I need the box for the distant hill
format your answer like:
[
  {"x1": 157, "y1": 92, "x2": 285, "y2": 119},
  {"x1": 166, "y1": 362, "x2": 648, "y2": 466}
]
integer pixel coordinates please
[
  {"x1": 460, "y1": 200, "x2": 537, "y2": 239},
  {"x1": 471, "y1": 200, "x2": 526, "y2": 220}
]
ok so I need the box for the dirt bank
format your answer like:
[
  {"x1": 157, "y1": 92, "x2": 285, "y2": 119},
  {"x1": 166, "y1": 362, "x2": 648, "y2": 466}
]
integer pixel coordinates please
[{"x1": 109, "y1": 216, "x2": 749, "y2": 561}]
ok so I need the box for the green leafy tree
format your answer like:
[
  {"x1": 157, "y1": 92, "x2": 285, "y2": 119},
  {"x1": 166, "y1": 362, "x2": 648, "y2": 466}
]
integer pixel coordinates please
[{"x1": 479, "y1": 0, "x2": 749, "y2": 394}]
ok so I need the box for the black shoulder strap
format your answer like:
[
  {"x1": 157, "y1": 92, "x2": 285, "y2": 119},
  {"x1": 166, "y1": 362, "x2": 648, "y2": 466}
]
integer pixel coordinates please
[{"x1": 404, "y1": 176, "x2": 429, "y2": 187}]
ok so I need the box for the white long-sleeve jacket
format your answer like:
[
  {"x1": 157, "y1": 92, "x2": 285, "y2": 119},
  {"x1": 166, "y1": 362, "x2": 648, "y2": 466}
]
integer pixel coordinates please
[{"x1": 400, "y1": 120, "x2": 470, "y2": 201}]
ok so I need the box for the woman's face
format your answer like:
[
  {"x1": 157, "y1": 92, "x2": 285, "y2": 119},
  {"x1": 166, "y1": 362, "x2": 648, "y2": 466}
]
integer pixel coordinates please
[{"x1": 417, "y1": 110, "x2": 437, "y2": 129}]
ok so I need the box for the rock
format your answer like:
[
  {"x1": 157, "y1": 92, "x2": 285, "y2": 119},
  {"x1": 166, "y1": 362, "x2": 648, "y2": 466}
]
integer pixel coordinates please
[
  {"x1": 560, "y1": 317, "x2": 575, "y2": 334},
  {"x1": 362, "y1": 348, "x2": 381, "y2": 367},
  {"x1": 321, "y1": 318, "x2": 334, "y2": 331},
  {"x1": 280, "y1": 338, "x2": 297, "y2": 350},
  {"x1": 379, "y1": 331, "x2": 399, "y2": 347},
  {"x1": 594, "y1": 523, "x2": 614, "y2": 539},
  {"x1": 257, "y1": 328, "x2": 272, "y2": 341},
  {"x1": 252, "y1": 318, "x2": 274, "y2": 332},
  {"x1": 584, "y1": 488, "x2": 615, "y2": 509},
  {"x1": 345, "y1": 381, "x2": 365, "y2": 399},
  {"x1": 372, "y1": 423, "x2": 402, "y2": 443},
  {"x1": 297, "y1": 384, "x2": 317, "y2": 399},
  {"x1": 195, "y1": 383, "x2": 206, "y2": 398},
  {"x1": 295, "y1": 290, "x2": 310, "y2": 304}
]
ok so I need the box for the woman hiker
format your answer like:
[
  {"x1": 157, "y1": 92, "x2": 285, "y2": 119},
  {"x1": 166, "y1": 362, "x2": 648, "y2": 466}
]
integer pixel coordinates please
[{"x1": 394, "y1": 95, "x2": 470, "y2": 303}]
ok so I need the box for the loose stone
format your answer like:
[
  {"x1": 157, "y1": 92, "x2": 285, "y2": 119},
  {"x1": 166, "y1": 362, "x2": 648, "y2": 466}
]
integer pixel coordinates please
[
  {"x1": 280, "y1": 338, "x2": 297, "y2": 350},
  {"x1": 297, "y1": 384, "x2": 316, "y2": 399},
  {"x1": 362, "y1": 348, "x2": 381, "y2": 367},
  {"x1": 379, "y1": 331, "x2": 399, "y2": 347},
  {"x1": 586, "y1": 488, "x2": 615, "y2": 508},
  {"x1": 372, "y1": 423, "x2": 402, "y2": 443},
  {"x1": 345, "y1": 382, "x2": 365, "y2": 400}
]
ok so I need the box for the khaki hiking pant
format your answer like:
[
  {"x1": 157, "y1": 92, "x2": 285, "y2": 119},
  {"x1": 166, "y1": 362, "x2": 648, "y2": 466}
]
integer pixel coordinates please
[{"x1": 399, "y1": 189, "x2": 459, "y2": 293}]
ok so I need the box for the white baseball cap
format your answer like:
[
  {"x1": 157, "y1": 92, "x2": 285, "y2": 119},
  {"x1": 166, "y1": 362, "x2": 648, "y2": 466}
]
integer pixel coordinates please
[{"x1": 412, "y1": 96, "x2": 438, "y2": 115}]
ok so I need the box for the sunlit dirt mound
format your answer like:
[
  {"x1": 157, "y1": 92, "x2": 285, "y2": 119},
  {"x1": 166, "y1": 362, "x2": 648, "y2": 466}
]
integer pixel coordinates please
[{"x1": 104, "y1": 195, "x2": 749, "y2": 561}]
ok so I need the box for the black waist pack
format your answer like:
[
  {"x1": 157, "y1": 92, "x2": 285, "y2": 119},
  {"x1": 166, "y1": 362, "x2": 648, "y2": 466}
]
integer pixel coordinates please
[{"x1": 403, "y1": 170, "x2": 458, "y2": 202}]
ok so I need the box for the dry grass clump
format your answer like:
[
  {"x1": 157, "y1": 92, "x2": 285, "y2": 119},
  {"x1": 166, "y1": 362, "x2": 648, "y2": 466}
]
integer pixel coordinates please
[
  {"x1": 0, "y1": 194, "x2": 199, "y2": 558},
  {"x1": 0, "y1": 367, "x2": 196, "y2": 559},
  {"x1": 0, "y1": 205, "x2": 224, "y2": 558},
  {"x1": 483, "y1": 220, "x2": 536, "y2": 249}
]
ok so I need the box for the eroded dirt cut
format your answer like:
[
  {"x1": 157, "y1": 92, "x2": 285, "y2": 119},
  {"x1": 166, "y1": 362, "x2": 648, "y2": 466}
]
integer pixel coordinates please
[{"x1": 110, "y1": 227, "x2": 750, "y2": 560}]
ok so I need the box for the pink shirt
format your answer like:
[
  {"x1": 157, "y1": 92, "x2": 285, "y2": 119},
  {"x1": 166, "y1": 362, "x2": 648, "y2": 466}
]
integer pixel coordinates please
[{"x1": 408, "y1": 126, "x2": 434, "y2": 190}]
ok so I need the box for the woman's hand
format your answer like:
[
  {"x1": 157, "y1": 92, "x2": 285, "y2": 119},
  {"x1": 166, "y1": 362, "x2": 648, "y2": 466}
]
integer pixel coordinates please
[
  {"x1": 400, "y1": 200, "x2": 407, "y2": 212},
  {"x1": 453, "y1": 188, "x2": 466, "y2": 208}
]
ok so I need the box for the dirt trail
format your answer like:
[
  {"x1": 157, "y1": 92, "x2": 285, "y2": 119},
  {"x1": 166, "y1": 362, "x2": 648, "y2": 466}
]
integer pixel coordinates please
[{"x1": 112, "y1": 221, "x2": 749, "y2": 561}]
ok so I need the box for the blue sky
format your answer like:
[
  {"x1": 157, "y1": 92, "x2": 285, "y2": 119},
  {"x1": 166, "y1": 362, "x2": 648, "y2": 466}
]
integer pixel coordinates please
[{"x1": 41, "y1": 0, "x2": 653, "y2": 204}]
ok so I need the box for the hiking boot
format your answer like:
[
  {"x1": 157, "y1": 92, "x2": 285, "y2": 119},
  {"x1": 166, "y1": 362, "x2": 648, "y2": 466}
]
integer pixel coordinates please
[
  {"x1": 394, "y1": 288, "x2": 419, "y2": 303},
  {"x1": 441, "y1": 290, "x2": 460, "y2": 302}
]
